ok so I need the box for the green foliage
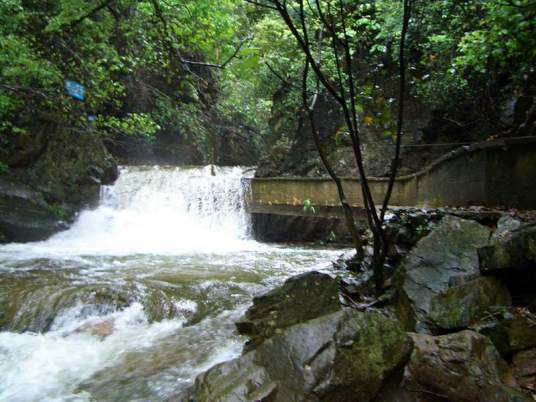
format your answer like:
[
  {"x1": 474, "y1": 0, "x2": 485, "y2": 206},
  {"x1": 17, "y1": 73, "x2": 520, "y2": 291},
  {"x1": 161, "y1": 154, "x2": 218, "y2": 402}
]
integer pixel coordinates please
[
  {"x1": 97, "y1": 114, "x2": 161, "y2": 137},
  {"x1": 303, "y1": 198, "x2": 316, "y2": 214},
  {"x1": 404, "y1": 0, "x2": 536, "y2": 109},
  {"x1": 0, "y1": 0, "x2": 532, "y2": 162},
  {"x1": 0, "y1": 0, "x2": 248, "y2": 158},
  {"x1": 454, "y1": 1, "x2": 536, "y2": 77},
  {"x1": 46, "y1": 203, "x2": 67, "y2": 220},
  {"x1": 327, "y1": 231, "x2": 337, "y2": 242}
]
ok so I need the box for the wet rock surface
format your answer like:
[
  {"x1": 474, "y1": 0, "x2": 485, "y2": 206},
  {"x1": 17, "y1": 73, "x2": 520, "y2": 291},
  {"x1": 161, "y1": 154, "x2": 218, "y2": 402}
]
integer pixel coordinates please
[
  {"x1": 512, "y1": 349, "x2": 536, "y2": 394},
  {"x1": 428, "y1": 276, "x2": 511, "y2": 331},
  {"x1": 402, "y1": 331, "x2": 523, "y2": 402},
  {"x1": 0, "y1": 122, "x2": 117, "y2": 242},
  {"x1": 479, "y1": 224, "x2": 536, "y2": 273},
  {"x1": 396, "y1": 216, "x2": 492, "y2": 332},
  {"x1": 236, "y1": 271, "x2": 342, "y2": 350},
  {"x1": 471, "y1": 307, "x2": 536, "y2": 357},
  {"x1": 0, "y1": 177, "x2": 69, "y2": 242},
  {"x1": 180, "y1": 308, "x2": 412, "y2": 402}
]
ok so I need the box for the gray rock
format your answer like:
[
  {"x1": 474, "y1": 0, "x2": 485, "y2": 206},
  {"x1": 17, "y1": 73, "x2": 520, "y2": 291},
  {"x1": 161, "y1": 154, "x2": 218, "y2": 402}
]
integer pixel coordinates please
[
  {"x1": 0, "y1": 123, "x2": 117, "y2": 242},
  {"x1": 396, "y1": 216, "x2": 492, "y2": 332},
  {"x1": 492, "y1": 215, "x2": 522, "y2": 242},
  {"x1": 428, "y1": 276, "x2": 511, "y2": 331},
  {"x1": 0, "y1": 177, "x2": 68, "y2": 242},
  {"x1": 512, "y1": 348, "x2": 536, "y2": 394},
  {"x1": 179, "y1": 309, "x2": 412, "y2": 402},
  {"x1": 403, "y1": 330, "x2": 530, "y2": 402},
  {"x1": 236, "y1": 271, "x2": 342, "y2": 350},
  {"x1": 480, "y1": 385, "x2": 535, "y2": 402},
  {"x1": 471, "y1": 307, "x2": 536, "y2": 357},
  {"x1": 479, "y1": 225, "x2": 536, "y2": 273}
]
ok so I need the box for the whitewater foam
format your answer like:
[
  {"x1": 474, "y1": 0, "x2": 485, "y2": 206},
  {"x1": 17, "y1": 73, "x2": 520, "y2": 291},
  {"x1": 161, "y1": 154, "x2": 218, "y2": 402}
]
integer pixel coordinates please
[{"x1": 0, "y1": 166, "x2": 260, "y2": 257}]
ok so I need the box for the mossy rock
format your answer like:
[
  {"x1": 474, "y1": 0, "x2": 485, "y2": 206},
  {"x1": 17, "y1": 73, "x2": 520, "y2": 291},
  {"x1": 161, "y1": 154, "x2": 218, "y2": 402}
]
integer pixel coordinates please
[
  {"x1": 180, "y1": 308, "x2": 412, "y2": 402},
  {"x1": 472, "y1": 307, "x2": 536, "y2": 357},
  {"x1": 429, "y1": 276, "x2": 511, "y2": 331},
  {"x1": 403, "y1": 331, "x2": 528, "y2": 402},
  {"x1": 395, "y1": 216, "x2": 491, "y2": 332},
  {"x1": 236, "y1": 271, "x2": 342, "y2": 349},
  {"x1": 479, "y1": 225, "x2": 536, "y2": 273}
]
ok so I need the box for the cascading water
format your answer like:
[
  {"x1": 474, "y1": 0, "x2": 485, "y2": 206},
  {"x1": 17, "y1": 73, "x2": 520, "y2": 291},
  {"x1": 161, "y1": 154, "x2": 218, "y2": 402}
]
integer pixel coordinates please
[
  {"x1": 0, "y1": 166, "x2": 344, "y2": 402},
  {"x1": 4, "y1": 165, "x2": 255, "y2": 256}
]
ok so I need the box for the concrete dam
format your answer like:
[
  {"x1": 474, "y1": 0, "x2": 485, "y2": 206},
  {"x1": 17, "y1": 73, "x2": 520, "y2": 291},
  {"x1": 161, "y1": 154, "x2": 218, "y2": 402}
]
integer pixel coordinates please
[{"x1": 246, "y1": 137, "x2": 536, "y2": 242}]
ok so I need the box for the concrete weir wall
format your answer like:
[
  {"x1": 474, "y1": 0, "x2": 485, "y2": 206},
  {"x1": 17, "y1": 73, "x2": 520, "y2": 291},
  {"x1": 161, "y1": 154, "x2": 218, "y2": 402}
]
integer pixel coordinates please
[{"x1": 246, "y1": 137, "x2": 536, "y2": 242}]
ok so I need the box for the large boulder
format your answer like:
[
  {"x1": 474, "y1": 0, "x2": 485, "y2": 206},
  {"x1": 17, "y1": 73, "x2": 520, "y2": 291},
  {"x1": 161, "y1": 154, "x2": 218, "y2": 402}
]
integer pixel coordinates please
[
  {"x1": 0, "y1": 122, "x2": 117, "y2": 242},
  {"x1": 0, "y1": 177, "x2": 68, "y2": 242},
  {"x1": 235, "y1": 271, "x2": 342, "y2": 350},
  {"x1": 512, "y1": 349, "x2": 536, "y2": 394},
  {"x1": 492, "y1": 215, "x2": 522, "y2": 242},
  {"x1": 428, "y1": 277, "x2": 511, "y2": 331},
  {"x1": 402, "y1": 331, "x2": 531, "y2": 402},
  {"x1": 479, "y1": 225, "x2": 536, "y2": 273},
  {"x1": 396, "y1": 216, "x2": 495, "y2": 332},
  {"x1": 178, "y1": 309, "x2": 412, "y2": 402}
]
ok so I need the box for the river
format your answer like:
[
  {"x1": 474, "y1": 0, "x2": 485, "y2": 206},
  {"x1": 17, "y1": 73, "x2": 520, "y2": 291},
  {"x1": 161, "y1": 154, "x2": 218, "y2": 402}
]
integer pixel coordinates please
[{"x1": 0, "y1": 166, "x2": 344, "y2": 402}]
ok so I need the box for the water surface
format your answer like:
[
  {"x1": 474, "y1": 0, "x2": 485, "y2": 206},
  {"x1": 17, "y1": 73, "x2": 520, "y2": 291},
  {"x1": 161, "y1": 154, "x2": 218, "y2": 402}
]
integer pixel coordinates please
[{"x1": 0, "y1": 166, "x2": 344, "y2": 401}]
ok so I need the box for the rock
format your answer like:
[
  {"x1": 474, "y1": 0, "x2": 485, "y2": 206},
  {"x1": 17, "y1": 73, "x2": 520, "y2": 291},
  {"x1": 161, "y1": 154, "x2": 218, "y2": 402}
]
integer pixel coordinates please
[
  {"x1": 236, "y1": 271, "x2": 342, "y2": 349},
  {"x1": 396, "y1": 216, "x2": 492, "y2": 332},
  {"x1": 77, "y1": 320, "x2": 114, "y2": 338},
  {"x1": 428, "y1": 276, "x2": 511, "y2": 331},
  {"x1": 472, "y1": 307, "x2": 536, "y2": 357},
  {"x1": 176, "y1": 352, "x2": 275, "y2": 402},
  {"x1": 0, "y1": 176, "x2": 69, "y2": 242},
  {"x1": 479, "y1": 225, "x2": 536, "y2": 273},
  {"x1": 179, "y1": 309, "x2": 412, "y2": 402},
  {"x1": 403, "y1": 331, "x2": 522, "y2": 402},
  {"x1": 26, "y1": 124, "x2": 118, "y2": 206},
  {"x1": 481, "y1": 385, "x2": 535, "y2": 402},
  {"x1": 493, "y1": 215, "x2": 522, "y2": 242},
  {"x1": 0, "y1": 122, "x2": 118, "y2": 242},
  {"x1": 376, "y1": 372, "x2": 533, "y2": 402},
  {"x1": 512, "y1": 349, "x2": 536, "y2": 394}
]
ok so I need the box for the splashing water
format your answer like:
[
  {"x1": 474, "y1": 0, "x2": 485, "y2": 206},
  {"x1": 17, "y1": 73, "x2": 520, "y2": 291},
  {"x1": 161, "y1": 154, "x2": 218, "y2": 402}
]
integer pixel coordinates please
[
  {"x1": 0, "y1": 166, "x2": 345, "y2": 402},
  {"x1": 2, "y1": 165, "x2": 257, "y2": 257}
]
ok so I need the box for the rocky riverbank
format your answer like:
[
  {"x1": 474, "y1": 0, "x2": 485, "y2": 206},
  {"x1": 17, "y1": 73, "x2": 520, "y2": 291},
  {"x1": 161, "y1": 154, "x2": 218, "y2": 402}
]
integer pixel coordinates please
[
  {"x1": 176, "y1": 214, "x2": 536, "y2": 402},
  {"x1": 0, "y1": 121, "x2": 118, "y2": 243}
]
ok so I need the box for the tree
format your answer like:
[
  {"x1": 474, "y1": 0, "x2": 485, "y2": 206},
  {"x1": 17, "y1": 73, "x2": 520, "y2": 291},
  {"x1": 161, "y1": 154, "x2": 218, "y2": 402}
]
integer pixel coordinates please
[
  {"x1": 248, "y1": 0, "x2": 413, "y2": 294},
  {"x1": 0, "y1": 0, "x2": 258, "y2": 163}
]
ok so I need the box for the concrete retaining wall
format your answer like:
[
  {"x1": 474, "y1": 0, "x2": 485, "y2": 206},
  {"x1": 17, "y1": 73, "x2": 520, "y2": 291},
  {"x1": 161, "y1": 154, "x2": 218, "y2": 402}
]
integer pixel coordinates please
[{"x1": 247, "y1": 137, "x2": 536, "y2": 215}]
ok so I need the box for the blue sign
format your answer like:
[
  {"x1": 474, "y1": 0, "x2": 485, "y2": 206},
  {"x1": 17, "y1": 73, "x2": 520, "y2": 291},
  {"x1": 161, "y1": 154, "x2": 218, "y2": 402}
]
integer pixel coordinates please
[{"x1": 64, "y1": 79, "x2": 85, "y2": 101}]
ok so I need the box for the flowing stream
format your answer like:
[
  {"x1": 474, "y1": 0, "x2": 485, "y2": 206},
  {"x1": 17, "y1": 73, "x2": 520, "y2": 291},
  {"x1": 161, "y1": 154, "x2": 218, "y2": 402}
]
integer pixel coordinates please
[{"x1": 0, "y1": 166, "x2": 344, "y2": 402}]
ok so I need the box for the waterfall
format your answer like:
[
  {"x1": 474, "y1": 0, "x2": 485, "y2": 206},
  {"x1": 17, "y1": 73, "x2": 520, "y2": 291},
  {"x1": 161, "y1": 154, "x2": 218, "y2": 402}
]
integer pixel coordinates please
[
  {"x1": 0, "y1": 165, "x2": 345, "y2": 402},
  {"x1": 4, "y1": 165, "x2": 256, "y2": 256}
]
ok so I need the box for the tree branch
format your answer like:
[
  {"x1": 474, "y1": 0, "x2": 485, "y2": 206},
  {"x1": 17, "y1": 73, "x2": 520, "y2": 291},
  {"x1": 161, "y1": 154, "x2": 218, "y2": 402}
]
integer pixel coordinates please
[
  {"x1": 244, "y1": 0, "x2": 278, "y2": 10},
  {"x1": 380, "y1": 0, "x2": 413, "y2": 221},
  {"x1": 66, "y1": 0, "x2": 116, "y2": 30}
]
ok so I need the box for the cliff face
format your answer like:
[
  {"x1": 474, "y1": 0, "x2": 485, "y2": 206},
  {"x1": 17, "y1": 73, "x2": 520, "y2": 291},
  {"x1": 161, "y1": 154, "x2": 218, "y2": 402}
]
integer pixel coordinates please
[
  {"x1": 0, "y1": 120, "x2": 117, "y2": 243},
  {"x1": 255, "y1": 65, "x2": 535, "y2": 180},
  {"x1": 254, "y1": 88, "x2": 444, "y2": 179}
]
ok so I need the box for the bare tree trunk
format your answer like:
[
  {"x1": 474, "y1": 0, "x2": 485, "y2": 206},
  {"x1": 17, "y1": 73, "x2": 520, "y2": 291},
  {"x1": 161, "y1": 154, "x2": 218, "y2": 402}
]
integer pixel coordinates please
[
  {"x1": 264, "y1": 0, "x2": 413, "y2": 295},
  {"x1": 302, "y1": 60, "x2": 364, "y2": 258}
]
